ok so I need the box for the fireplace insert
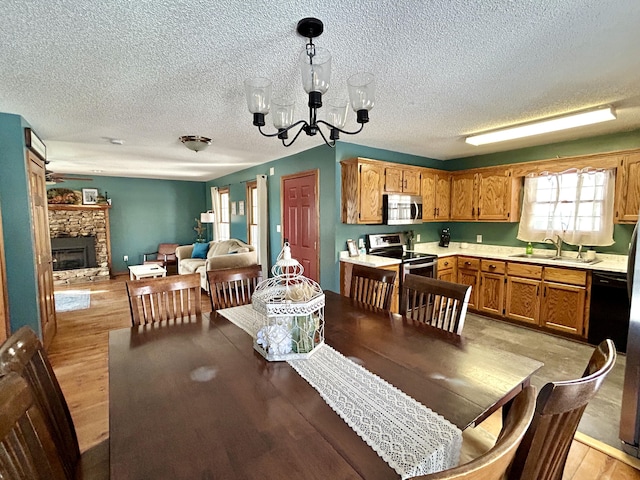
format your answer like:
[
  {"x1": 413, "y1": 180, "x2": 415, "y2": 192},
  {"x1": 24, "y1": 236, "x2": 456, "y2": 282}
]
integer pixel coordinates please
[{"x1": 51, "y1": 236, "x2": 97, "y2": 271}]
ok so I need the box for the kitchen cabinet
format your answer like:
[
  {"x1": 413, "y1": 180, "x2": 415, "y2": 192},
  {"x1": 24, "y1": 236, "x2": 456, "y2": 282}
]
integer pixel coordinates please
[
  {"x1": 384, "y1": 165, "x2": 421, "y2": 195},
  {"x1": 540, "y1": 267, "x2": 588, "y2": 336},
  {"x1": 457, "y1": 256, "x2": 479, "y2": 309},
  {"x1": 339, "y1": 260, "x2": 400, "y2": 313},
  {"x1": 505, "y1": 263, "x2": 542, "y2": 325},
  {"x1": 479, "y1": 259, "x2": 505, "y2": 316},
  {"x1": 450, "y1": 172, "x2": 477, "y2": 220},
  {"x1": 437, "y1": 257, "x2": 456, "y2": 282},
  {"x1": 341, "y1": 158, "x2": 384, "y2": 224},
  {"x1": 450, "y1": 169, "x2": 521, "y2": 222},
  {"x1": 614, "y1": 152, "x2": 640, "y2": 224},
  {"x1": 422, "y1": 169, "x2": 451, "y2": 221}
]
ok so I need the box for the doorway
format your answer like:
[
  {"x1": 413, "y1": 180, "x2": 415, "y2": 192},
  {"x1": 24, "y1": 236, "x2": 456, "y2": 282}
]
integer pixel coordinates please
[{"x1": 281, "y1": 170, "x2": 320, "y2": 282}]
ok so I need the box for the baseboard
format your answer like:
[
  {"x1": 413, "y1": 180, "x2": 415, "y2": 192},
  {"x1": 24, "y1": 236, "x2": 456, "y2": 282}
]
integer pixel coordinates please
[{"x1": 574, "y1": 431, "x2": 640, "y2": 470}]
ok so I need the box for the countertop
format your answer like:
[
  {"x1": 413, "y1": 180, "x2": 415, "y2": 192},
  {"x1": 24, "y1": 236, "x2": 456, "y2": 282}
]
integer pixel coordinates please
[{"x1": 340, "y1": 242, "x2": 628, "y2": 274}]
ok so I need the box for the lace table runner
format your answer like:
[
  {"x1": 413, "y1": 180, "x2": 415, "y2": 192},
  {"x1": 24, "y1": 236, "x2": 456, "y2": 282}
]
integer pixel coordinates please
[{"x1": 218, "y1": 305, "x2": 462, "y2": 479}]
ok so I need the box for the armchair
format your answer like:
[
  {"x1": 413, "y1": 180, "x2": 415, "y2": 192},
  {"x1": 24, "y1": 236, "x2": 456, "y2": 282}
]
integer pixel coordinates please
[{"x1": 143, "y1": 243, "x2": 179, "y2": 273}]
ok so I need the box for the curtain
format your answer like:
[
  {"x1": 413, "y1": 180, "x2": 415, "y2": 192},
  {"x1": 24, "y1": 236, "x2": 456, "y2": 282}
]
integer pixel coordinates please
[
  {"x1": 517, "y1": 168, "x2": 615, "y2": 246},
  {"x1": 256, "y1": 175, "x2": 269, "y2": 279},
  {"x1": 210, "y1": 186, "x2": 221, "y2": 242}
]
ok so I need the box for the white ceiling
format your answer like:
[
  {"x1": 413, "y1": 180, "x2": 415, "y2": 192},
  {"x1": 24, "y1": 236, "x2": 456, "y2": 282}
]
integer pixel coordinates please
[{"x1": 2, "y1": 0, "x2": 640, "y2": 182}]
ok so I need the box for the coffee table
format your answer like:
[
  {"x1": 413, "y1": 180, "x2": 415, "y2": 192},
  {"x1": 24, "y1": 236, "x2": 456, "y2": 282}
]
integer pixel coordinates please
[{"x1": 128, "y1": 264, "x2": 167, "y2": 280}]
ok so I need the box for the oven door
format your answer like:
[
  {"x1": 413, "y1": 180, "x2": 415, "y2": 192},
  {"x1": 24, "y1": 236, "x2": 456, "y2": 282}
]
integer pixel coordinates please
[{"x1": 402, "y1": 260, "x2": 437, "y2": 280}]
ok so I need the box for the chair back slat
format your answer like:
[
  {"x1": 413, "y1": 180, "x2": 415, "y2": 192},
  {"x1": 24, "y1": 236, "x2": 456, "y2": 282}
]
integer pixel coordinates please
[
  {"x1": 507, "y1": 339, "x2": 616, "y2": 480},
  {"x1": 127, "y1": 273, "x2": 202, "y2": 326},
  {"x1": 207, "y1": 265, "x2": 263, "y2": 310},
  {"x1": 349, "y1": 264, "x2": 396, "y2": 311},
  {"x1": 413, "y1": 386, "x2": 537, "y2": 479},
  {"x1": 0, "y1": 373, "x2": 68, "y2": 480},
  {"x1": 0, "y1": 327, "x2": 79, "y2": 479},
  {"x1": 400, "y1": 275, "x2": 471, "y2": 334}
]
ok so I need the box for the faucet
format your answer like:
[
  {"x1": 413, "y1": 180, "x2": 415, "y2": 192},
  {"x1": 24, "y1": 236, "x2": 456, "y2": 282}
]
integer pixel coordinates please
[{"x1": 543, "y1": 235, "x2": 563, "y2": 257}]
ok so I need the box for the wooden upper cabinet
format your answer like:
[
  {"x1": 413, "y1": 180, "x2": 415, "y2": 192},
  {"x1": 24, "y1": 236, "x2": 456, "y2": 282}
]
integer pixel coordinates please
[
  {"x1": 450, "y1": 172, "x2": 477, "y2": 220},
  {"x1": 450, "y1": 169, "x2": 521, "y2": 222},
  {"x1": 615, "y1": 153, "x2": 640, "y2": 224},
  {"x1": 384, "y1": 166, "x2": 421, "y2": 195},
  {"x1": 341, "y1": 158, "x2": 384, "y2": 224},
  {"x1": 421, "y1": 169, "x2": 451, "y2": 221}
]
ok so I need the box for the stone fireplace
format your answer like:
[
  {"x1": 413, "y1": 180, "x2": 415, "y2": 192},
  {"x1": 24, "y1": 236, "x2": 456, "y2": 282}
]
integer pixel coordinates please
[{"x1": 48, "y1": 204, "x2": 112, "y2": 285}]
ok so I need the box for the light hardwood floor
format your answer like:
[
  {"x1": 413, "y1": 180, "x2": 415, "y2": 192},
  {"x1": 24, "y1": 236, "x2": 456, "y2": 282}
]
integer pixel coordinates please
[{"x1": 47, "y1": 276, "x2": 640, "y2": 479}]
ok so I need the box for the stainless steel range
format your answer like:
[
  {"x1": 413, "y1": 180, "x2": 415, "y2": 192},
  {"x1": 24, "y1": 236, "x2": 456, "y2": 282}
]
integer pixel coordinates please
[{"x1": 366, "y1": 233, "x2": 438, "y2": 283}]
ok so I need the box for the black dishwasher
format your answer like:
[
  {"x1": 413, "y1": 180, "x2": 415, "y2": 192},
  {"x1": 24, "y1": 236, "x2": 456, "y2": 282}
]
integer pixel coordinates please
[{"x1": 588, "y1": 271, "x2": 630, "y2": 353}]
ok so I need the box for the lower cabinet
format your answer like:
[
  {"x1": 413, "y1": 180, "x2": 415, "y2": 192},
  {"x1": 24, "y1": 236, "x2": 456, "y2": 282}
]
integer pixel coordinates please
[
  {"x1": 479, "y1": 260, "x2": 505, "y2": 316},
  {"x1": 457, "y1": 257, "x2": 479, "y2": 310},
  {"x1": 473, "y1": 258, "x2": 589, "y2": 339},
  {"x1": 437, "y1": 257, "x2": 456, "y2": 282},
  {"x1": 540, "y1": 267, "x2": 588, "y2": 336},
  {"x1": 505, "y1": 263, "x2": 542, "y2": 325}
]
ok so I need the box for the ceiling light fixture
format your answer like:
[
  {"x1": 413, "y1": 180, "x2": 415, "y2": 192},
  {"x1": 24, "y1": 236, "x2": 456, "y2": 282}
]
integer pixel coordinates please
[
  {"x1": 179, "y1": 135, "x2": 212, "y2": 152},
  {"x1": 244, "y1": 17, "x2": 375, "y2": 148},
  {"x1": 465, "y1": 106, "x2": 617, "y2": 146}
]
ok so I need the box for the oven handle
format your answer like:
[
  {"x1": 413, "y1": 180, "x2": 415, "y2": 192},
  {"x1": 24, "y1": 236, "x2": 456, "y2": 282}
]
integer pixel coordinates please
[{"x1": 403, "y1": 260, "x2": 438, "y2": 272}]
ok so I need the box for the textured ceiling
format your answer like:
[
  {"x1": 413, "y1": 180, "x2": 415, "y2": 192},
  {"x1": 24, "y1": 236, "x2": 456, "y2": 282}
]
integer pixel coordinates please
[{"x1": 2, "y1": 0, "x2": 640, "y2": 181}]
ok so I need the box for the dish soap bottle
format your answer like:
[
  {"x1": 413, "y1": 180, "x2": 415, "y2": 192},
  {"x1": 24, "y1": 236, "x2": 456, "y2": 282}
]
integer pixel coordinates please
[{"x1": 526, "y1": 242, "x2": 533, "y2": 255}]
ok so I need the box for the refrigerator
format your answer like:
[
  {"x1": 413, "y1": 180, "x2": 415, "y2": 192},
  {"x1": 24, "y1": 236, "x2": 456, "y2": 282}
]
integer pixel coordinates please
[{"x1": 620, "y1": 220, "x2": 639, "y2": 456}]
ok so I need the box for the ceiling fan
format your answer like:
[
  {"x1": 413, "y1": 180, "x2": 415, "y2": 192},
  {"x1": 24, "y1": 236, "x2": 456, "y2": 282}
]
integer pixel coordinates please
[{"x1": 45, "y1": 170, "x2": 94, "y2": 185}]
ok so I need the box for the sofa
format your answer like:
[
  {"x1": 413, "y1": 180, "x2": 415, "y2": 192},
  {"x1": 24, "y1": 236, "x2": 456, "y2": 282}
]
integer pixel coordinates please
[{"x1": 175, "y1": 239, "x2": 258, "y2": 291}]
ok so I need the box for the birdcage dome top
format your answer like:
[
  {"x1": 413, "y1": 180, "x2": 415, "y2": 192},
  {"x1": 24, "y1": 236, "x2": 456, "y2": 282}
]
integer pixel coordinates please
[{"x1": 252, "y1": 243, "x2": 324, "y2": 316}]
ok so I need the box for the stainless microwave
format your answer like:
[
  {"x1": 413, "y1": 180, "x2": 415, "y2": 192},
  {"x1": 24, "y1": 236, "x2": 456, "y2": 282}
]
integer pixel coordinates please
[{"x1": 382, "y1": 194, "x2": 423, "y2": 225}]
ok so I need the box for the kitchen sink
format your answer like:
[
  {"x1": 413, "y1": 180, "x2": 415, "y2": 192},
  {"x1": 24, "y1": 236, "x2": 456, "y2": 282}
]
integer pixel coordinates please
[
  {"x1": 509, "y1": 253, "x2": 601, "y2": 265},
  {"x1": 510, "y1": 253, "x2": 557, "y2": 260}
]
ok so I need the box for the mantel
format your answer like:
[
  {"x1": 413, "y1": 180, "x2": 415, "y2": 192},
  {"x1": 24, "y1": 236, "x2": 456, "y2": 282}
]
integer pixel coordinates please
[{"x1": 48, "y1": 204, "x2": 111, "y2": 211}]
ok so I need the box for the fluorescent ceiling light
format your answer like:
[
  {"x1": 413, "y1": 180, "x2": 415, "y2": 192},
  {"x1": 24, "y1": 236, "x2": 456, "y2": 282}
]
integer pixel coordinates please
[{"x1": 465, "y1": 106, "x2": 616, "y2": 146}]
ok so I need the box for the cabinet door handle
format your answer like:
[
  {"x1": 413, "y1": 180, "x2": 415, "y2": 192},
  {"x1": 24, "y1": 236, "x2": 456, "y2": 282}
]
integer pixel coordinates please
[
  {"x1": 544, "y1": 286, "x2": 547, "y2": 297},
  {"x1": 444, "y1": 261, "x2": 449, "y2": 267},
  {"x1": 477, "y1": 208, "x2": 481, "y2": 217},
  {"x1": 536, "y1": 285, "x2": 539, "y2": 296},
  {"x1": 434, "y1": 207, "x2": 437, "y2": 217},
  {"x1": 489, "y1": 264, "x2": 496, "y2": 269},
  {"x1": 464, "y1": 261, "x2": 472, "y2": 266},
  {"x1": 472, "y1": 207, "x2": 475, "y2": 217}
]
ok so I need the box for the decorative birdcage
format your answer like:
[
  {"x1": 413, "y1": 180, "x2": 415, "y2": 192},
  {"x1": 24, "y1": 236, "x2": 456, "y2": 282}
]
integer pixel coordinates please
[{"x1": 251, "y1": 243, "x2": 325, "y2": 361}]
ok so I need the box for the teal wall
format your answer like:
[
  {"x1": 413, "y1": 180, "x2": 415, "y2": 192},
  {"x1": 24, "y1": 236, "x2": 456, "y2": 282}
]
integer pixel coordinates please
[
  {"x1": 48, "y1": 177, "x2": 207, "y2": 272},
  {"x1": 443, "y1": 129, "x2": 640, "y2": 255},
  {"x1": 206, "y1": 145, "x2": 337, "y2": 288},
  {"x1": 0, "y1": 113, "x2": 42, "y2": 335}
]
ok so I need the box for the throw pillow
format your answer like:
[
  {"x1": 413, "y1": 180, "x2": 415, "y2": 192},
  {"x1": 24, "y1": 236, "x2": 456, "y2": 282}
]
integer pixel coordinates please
[{"x1": 191, "y1": 242, "x2": 209, "y2": 259}]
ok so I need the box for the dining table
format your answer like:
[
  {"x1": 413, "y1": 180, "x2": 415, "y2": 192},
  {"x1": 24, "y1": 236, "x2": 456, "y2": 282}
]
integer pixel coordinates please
[{"x1": 108, "y1": 291, "x2": 543, "y2": 479}]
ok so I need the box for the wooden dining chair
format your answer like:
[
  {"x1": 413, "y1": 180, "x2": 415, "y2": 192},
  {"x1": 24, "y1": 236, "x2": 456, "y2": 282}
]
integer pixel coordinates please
[
  {"x1": 349, "y1": 264, "x2": 397, "y2": 311},
  {"x1": 0, "y1": 372, "x2": 68, "y2": 479},
  {"x1": 400, "y1": 274, "x2": 472, "y2": 334},
  {"x1": 207, "y1": 265, "x2": 263, "y2": 310},
  {"x1": 126, "y1": 272, "x2": 202, "y2": 326},
  {"x1": 506, "y1": 339, "x2": 616, "y2": 480},
  {"x1": 0, "y1": 326, "x2": 109, "y2": 479},
  {"x1": 413, "y1": 385, "x2": 536, "y2": 479}
]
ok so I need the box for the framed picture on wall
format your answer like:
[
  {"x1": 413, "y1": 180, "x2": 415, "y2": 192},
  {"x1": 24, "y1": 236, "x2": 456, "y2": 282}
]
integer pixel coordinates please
[
  {"x1": 231, "y1": 201, "x2": 237, "y2": 215},
  {"x1": 82, "y1": 188, "x2": 98, "y2": 205},
  {"x1": 346, "y1": 239, "x2": 359, "y2": 257},
  {"x1": 238, "y1": 200, "x2": 245, "y2": 216}
]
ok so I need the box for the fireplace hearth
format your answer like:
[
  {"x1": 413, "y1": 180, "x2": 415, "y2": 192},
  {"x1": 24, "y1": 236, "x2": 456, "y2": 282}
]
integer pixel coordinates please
[{"x1": 51, "y1": 236, "x2": 97, "y2": 271}]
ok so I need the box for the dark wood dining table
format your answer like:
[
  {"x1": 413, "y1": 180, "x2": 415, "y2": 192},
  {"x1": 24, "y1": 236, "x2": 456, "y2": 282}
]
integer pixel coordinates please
[{"x1": 108, "y1": 291, "x2": 543, "y2": 479}]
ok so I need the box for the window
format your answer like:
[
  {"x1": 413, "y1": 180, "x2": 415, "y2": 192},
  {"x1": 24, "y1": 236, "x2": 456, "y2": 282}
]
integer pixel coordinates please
[
  {"x1": 246, "y1": 181, "x2": 258, "y2": 248},
  {"x1": 517, "y1": 168, "x2": 615, "y2": 246},
  {"x1": 219, "y1": 188, "x2": 230, "y2": 241}
]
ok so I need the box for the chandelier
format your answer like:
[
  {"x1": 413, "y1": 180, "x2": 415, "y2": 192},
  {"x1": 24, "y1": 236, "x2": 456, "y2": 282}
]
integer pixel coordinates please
[{"x1": 244, "y1": 17, "x2": 375, "y2": 148}]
